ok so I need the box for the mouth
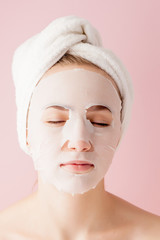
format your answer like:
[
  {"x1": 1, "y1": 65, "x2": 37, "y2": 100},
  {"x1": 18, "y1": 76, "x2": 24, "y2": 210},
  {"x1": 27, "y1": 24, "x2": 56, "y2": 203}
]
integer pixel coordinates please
[{"x1": 60, "y1": 160, "x2": 94, "y2": 174}]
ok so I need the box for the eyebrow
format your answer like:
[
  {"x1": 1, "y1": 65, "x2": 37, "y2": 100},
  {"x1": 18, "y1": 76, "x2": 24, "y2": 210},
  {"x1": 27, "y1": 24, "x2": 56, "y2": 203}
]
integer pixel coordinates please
[
  {"x1": 45, "y1": 105, "x2": 72, "y2": 111},
  {"x1": 87, "y1": 105, "x2": 111, "y2": 113},
  {"x1": 45, "y1": 105, "x2": 111, "y2": 113}
]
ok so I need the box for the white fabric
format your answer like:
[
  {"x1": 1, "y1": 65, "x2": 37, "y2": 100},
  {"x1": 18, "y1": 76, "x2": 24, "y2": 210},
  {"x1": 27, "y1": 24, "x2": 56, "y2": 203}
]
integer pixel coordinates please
[{"x1": 11, "y1": 15, "x2": 134, "y2": 155}]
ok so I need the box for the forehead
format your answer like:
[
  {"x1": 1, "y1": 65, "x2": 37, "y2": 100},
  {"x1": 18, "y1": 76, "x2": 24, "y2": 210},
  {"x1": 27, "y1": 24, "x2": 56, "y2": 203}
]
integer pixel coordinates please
[
  {"x1": 31, "y1": 68, "x2": 122, "y2": 114},
  {"x1": 44, "y1": 104, "x2": 112, "y2": 113},
  {"x1": 43, "y1": 63, "x2": 120, "y2": 96}
]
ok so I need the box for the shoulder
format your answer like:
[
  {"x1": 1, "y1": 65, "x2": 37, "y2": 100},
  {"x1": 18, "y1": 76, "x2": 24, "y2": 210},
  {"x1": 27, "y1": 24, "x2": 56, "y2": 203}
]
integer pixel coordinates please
[
  {"x1": 132, "y1": 215, "x2": 160, "y2": 240},
  {"x1": 0, "y1": 193, "x2": 38, "y2": 240},
  {"x1": 108, "y1": 192, "x2": 160, "y2": 239},
  {"x1": 129, "y1": 211, "x2": 160, "y2": 239}
]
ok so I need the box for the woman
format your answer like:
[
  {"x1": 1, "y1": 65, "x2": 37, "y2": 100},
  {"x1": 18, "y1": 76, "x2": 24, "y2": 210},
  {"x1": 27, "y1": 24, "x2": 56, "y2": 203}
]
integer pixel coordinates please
[{"x1": 0, "y1": 15, "x2": 160, "y2": 239}]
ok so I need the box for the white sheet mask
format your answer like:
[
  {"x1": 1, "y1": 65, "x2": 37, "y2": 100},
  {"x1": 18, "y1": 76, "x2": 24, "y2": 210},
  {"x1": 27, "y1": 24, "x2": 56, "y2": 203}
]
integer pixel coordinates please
[{"x1": 27, "y1": 68, "x2": 122, "y2": 195}]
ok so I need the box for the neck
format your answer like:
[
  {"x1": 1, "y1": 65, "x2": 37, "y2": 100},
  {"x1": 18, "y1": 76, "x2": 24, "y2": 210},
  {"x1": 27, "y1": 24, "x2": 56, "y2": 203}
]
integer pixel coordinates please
[{"x1": 35, "y1": 174, "x2": 113, "y2": 238}]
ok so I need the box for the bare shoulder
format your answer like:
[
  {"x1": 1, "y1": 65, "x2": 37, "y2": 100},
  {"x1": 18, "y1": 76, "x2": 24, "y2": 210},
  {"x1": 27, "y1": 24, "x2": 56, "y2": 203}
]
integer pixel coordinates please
[
  {"x1": 0, "y1": 192, "x2": 38, "y2": 240},
  {"x1": 108, "y1": 192, "x2": 160, "y2": 239}
]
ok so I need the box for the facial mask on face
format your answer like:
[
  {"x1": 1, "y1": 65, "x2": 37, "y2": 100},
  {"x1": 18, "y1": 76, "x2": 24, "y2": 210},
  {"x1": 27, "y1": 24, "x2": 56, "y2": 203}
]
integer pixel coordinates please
[{"x1": 27, "y1": 68, "x2": 122, "y2": 195}]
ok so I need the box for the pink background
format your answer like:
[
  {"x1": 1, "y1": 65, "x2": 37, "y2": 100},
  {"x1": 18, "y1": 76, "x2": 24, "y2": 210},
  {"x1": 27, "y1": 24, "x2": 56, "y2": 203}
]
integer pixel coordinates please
[{"x1": 0, "y1": 0, "x2": 160, "y2": 215}]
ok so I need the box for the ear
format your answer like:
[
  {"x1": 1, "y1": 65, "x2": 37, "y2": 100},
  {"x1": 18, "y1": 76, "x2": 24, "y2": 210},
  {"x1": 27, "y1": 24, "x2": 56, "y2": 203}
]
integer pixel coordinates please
[
  {"x1": 26, "y1": 128, "x2": 30, "y2": 147},
  {"x1": 26, "y1": 140, "x2": 30, "y2": 150},
  {"x1": 26, "y1": 138, "x2": 32, "y2": 151},
  {"x1": 26, "y1": 128, "x2": 33, "y2": 155},
  {"x1": 116, "y1": 136, "x2": 121, "y2": 148},
  {"x1": 26, "y1": 141, "x2": 33, "y2": 156}
]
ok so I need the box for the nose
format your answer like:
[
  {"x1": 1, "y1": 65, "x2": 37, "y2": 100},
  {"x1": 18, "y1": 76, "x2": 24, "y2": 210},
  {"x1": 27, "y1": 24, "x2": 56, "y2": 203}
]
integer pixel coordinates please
[
  {"x1": 61, "y1": 115, "x2": 93, "y2": 152},
  {"x1": 67, "y1": 139, "x2": 92, "y2": 152}
]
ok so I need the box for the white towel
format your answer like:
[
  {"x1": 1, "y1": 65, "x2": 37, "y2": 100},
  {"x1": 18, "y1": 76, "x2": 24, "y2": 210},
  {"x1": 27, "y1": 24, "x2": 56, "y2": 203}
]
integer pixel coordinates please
[{"x1": 11, "y1": 15, "x2": 134, "y2": 155}]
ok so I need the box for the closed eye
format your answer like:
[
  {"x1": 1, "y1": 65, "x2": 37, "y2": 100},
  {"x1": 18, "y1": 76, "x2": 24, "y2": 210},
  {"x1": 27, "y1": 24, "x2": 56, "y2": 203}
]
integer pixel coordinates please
[
  {"x1": 91, "y1": 122, "x2": 109, "y2": 127},
  {"x1": 45, "y1": 121, "x2": 110, "y2": 127},
  {"x1": 46, "y1": 121, "x2": 65, "y2": 124}
]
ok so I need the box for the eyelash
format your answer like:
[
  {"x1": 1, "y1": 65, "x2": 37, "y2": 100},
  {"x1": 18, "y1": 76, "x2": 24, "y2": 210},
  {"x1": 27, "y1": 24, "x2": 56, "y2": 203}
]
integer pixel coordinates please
[{"x1": 46, "y1": 121, "x2": 109, "y2": 127}]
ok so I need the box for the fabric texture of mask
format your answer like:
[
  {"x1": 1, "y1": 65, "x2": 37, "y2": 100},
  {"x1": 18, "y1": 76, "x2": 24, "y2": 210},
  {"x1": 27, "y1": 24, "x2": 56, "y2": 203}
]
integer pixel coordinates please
[
  {"x1": 27, "y1": 68, "x2": 122, "y2": 195},
  {"x1": 11, "y1": 15, "x2": 134, "y2": 155}
]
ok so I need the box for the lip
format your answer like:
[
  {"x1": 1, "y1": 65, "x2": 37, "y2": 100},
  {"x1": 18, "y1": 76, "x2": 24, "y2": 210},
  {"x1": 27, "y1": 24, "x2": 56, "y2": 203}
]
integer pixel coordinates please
[
  {"x1": 60, "y1": 160, "x2": 94, "y2": 166},
  {"x1": 60, "y1": 160, "x2": 94, "y2": 174}
]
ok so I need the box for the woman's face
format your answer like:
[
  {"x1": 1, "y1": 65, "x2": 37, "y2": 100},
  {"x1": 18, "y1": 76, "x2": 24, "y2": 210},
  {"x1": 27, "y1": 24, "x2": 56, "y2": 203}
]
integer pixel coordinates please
[{"x1": 27, "y1": 64, "x2": 122, "y2": 195}]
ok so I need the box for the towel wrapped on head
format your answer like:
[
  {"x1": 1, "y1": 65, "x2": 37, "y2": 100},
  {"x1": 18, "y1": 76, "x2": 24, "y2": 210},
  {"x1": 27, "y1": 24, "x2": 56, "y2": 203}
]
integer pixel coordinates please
[{"x1": 12, "y1": 15, "x2": 134, "y2": 155}]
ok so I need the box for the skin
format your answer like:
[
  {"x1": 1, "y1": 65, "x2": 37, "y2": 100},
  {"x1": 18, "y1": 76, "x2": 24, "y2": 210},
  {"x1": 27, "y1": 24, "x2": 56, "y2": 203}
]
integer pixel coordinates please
[{"x1": 0, "y1": 64, "x2": 160, "y2": 240}]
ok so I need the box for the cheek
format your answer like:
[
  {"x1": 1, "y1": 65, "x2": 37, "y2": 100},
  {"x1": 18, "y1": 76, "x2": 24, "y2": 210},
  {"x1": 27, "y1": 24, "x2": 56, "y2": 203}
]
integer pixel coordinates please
[
  {"x1": 91, "y1": 121, "x2": 121, "y2": 163},
  {"x1": 93, "y1": 123, "x2": 121, "y2": 149},
  {"x1": 28, "y1": 114, "x2": 61, "y2": 158},
  {"x1": 93, "y1": 134, "x2": 115, "y2": 161},
  {"x1": 91, "y1": 129, "x2": 120, "y2": 173},
  {"x1": 30, "y1": 128, "x2": 62, "y2": 170}
]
